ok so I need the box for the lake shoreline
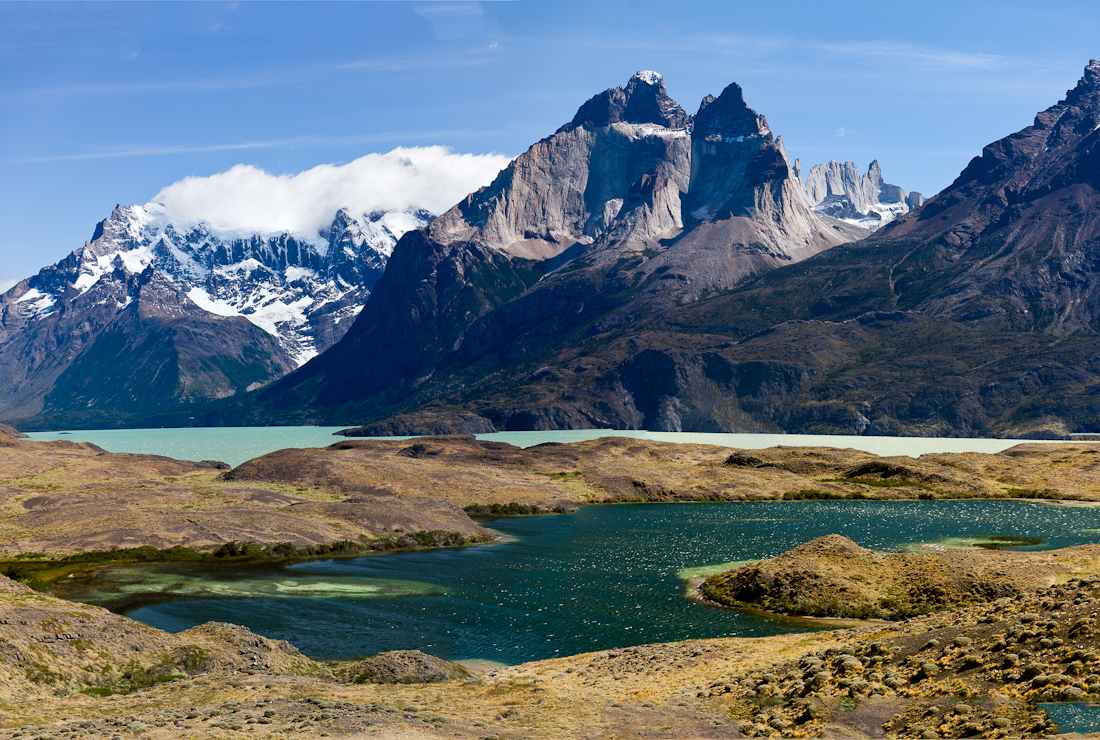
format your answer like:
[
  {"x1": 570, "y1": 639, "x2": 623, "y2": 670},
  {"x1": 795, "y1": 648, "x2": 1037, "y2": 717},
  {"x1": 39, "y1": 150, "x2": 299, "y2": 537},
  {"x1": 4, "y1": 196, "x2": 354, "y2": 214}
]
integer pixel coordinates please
[{"x1": 24, "y1": 425, "x2": 1075, "y2": 467}]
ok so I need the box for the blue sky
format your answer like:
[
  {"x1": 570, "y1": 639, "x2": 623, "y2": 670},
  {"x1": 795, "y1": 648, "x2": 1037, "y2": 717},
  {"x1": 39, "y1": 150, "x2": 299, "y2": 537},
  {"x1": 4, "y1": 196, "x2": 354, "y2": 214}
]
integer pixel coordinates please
[{"x1": 2, "y1": 0, "x2": 1098, "y2": 288}]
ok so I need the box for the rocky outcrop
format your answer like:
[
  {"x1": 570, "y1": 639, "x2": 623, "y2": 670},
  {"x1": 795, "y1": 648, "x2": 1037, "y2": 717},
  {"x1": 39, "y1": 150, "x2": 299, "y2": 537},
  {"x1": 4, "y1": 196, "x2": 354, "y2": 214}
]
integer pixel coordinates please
[
  {"x1": 339, "y1": 410, "x2": 497, "y2": 436},
  {"x1": 347, "y1": 650, "x2": 469, "y2": 684},
  {"x1": 702, "y1": 534, "x2": 1090, "y2": 620}
]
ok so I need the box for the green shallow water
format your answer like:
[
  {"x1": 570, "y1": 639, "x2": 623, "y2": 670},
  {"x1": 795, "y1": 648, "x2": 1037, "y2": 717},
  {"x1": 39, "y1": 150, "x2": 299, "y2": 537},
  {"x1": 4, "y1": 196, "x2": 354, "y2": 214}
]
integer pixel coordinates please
[
  {"x1": 65, "y1": 499, "x2": 1100, "y2": 665},
  {"x1": 74, "y1": 567, "x2": 443, "y2": 605}
]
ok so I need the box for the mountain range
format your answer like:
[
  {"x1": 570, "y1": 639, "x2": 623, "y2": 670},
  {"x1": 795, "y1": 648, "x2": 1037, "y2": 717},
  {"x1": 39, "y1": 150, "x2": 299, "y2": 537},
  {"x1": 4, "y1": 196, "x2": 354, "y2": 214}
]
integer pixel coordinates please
[
  {"x1": 0, "y1": 202, "x2": 428, "y2": 429},
  {"x1": 9, "y1": 62, "x2": 1100, "y2": 438}
]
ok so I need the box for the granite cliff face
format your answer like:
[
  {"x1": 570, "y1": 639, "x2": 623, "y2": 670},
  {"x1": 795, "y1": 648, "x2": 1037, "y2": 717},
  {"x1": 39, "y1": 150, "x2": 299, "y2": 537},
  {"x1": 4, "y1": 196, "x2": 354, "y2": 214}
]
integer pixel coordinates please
[
  {"x1": 197, "y1": 71, "x2": 862, "y2": 427},
  {"x1": 800, "y1": 159, "x2": 922, "y2": 229},
  {"x1": 0, "y1": 202, "x2": 429, "y2": 428},
  {"x1": 428, "y1": 73, "x2": 848, "y2": 288}
]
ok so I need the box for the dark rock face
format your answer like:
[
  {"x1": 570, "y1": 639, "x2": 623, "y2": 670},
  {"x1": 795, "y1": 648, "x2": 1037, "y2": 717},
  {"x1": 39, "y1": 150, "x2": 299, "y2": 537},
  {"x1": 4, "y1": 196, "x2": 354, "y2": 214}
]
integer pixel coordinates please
[
  {"x1": 692, "y1": 82, "x2": 763, "y2": 141},
  {"x1": 701, "y1": 534, "x2": 1058, "y2": 621},
  {"x1": 566, "y1": 70, "x2": 692, "y2": 131},
  {"x1": 885, "y1": 59, "x2": 1100, "y2": 333}
]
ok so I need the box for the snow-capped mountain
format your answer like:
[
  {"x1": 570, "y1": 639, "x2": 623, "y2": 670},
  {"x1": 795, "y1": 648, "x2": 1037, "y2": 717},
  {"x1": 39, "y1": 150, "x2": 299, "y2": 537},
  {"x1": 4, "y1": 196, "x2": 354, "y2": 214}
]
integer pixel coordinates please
[
  {"x1": 66, "y1": 202, "x2": 430, "y2": 364},
  {"x1": 795, "y1": 159, "x2": 925, "y2": 230},
  {"x1": 0, "y1": 202, "x2": 431, "y2": 427}
]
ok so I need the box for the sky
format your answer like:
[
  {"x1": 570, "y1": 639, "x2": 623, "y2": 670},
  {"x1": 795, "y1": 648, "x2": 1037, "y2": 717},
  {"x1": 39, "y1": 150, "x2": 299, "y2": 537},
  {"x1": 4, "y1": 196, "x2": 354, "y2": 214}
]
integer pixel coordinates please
[{"x1": 2, "y1": 0, "x2": 1099, "y2": 291}]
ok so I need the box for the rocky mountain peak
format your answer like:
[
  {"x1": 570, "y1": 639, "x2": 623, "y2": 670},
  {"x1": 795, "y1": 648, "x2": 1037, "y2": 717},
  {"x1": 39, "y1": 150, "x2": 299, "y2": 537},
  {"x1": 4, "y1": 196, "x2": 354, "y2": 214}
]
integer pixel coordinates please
[
  {"x1": 891, "y1": 59, "x2": 1100, "y2": 252},
  {"x1": 866, "y1": 160, "x2": 883, "y2": 187},
  {"x1": 0, "y1": 197, "x2": 433, "y2": 426},
  {"x1": 1062, "y1": 59, "x2": 1100, "y2": 108},
  {"x1": 87, "y1": 205, "x2": 149, "y2": 256},
  {"x1": 802, "y1": 159, "x2": 914, "y2": 230},
  {"x1": 691, "y1": 82, "x2": 768, "y2": 141},
  {"x1": 565, "y1": 70, "x2": 691, "y2": 131}
]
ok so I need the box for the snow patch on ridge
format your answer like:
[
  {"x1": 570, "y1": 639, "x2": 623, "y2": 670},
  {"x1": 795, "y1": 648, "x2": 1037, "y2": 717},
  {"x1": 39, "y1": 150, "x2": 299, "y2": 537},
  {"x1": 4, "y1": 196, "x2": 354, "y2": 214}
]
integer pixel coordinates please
[
  {"x1": 284, "y1": 266, "x2": 316, "y2": 282},
  {"x1": 619, "y1": 122, "x2": 689, "y2": 140},
  {"x1": 14, "y1": 288, "x2": 55, "y2": 317},
  {"x1": 186, "y1": 287, "x2": 242, "y2": 319}
]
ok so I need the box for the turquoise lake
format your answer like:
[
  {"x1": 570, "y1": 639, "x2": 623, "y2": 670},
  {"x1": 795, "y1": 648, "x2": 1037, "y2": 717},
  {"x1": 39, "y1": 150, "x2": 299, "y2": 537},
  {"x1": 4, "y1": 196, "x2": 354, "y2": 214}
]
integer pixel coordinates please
[
  {"x1": 71, "y1": 500, "x2": 1100, "y2": 665},
  {"x1": 25, "y1": 426, "x2": 1065, "y2": 467}
]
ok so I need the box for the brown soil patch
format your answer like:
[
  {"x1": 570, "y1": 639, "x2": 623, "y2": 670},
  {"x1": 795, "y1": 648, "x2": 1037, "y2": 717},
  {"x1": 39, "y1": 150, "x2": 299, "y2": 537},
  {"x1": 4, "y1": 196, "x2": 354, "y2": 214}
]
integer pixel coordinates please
[
  {"x1": 7, "y1": 430, "x2": 1100, "y2": 558},
  {"x1": 0, "y1": 432, "x2": 488, "y2": 555},
  {"x1": 226, "y1": 435, "x2": 1100, "y2": 510}
]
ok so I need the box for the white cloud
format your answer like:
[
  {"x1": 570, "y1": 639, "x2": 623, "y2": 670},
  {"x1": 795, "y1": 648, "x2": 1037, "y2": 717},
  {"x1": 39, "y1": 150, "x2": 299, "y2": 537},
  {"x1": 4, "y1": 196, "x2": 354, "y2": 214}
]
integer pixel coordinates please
[
  {"x1": 836, "y1": 127, "x2": 846, "y2": 138},
  {"x1": 151, "y1": 146, "x2": 513, "y2": 237}
]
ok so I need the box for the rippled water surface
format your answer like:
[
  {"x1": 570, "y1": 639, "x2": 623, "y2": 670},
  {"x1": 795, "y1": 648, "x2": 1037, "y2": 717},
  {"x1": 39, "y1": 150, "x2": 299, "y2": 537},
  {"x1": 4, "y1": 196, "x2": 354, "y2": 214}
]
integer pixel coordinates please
[
  {"x1": 77, "y1": 500, "x2": 1100, "y2": 664},
  {"x1": 1039, "y1": 703, "x2": 1100, "y2": 734}
]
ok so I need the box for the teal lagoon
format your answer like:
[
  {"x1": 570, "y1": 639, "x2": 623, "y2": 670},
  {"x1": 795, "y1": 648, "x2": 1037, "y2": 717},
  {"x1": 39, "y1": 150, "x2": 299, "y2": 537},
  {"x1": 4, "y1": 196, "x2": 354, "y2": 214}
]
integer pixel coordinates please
[
  {"x1": 71, "y1": 499, "x2": 1100, "y2": 664},
  {"x1": 1039, "y1": 703, "x2": 1100, "y2": 734}
]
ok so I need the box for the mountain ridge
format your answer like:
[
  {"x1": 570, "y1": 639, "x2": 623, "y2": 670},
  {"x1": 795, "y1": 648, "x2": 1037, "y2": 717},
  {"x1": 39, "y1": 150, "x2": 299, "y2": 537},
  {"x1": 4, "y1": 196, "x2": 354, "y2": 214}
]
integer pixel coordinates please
[
  {"x1": 16, "y1": 64, "x2": 1100, "y2": 437},
  {"x1": 162, "y1": 70, "x2": 870, "y2": 429},
  {"x1": 325, "y1": 60, "x2": 1100, "y2": 438},
  {"x1": 0, "y1": 201, "x2": 430, "y2": 428}
]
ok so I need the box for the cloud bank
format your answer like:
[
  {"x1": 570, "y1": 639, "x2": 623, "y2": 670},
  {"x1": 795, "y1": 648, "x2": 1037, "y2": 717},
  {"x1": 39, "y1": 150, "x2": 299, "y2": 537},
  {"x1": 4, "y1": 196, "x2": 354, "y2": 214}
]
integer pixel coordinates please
[{"x1": 151, "y1": 146, "x2": 513, "y2": 236}]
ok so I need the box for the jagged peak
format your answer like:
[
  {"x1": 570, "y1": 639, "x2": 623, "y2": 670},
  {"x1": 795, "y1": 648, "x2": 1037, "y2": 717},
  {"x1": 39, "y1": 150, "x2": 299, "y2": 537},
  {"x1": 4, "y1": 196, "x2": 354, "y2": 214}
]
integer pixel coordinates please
[
  {"x1": 563, "y1": 71, "x2": 691, "y2": 132},
  {"x1": 1058, "y1": 59, "x2": 1100, "y2": 112},
  {"x1": 866, "y1": 160, "x2": 883, "y2": 186},
  {"x1": 691, "y1": 81, "x2": 768, "y2": 141}
]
